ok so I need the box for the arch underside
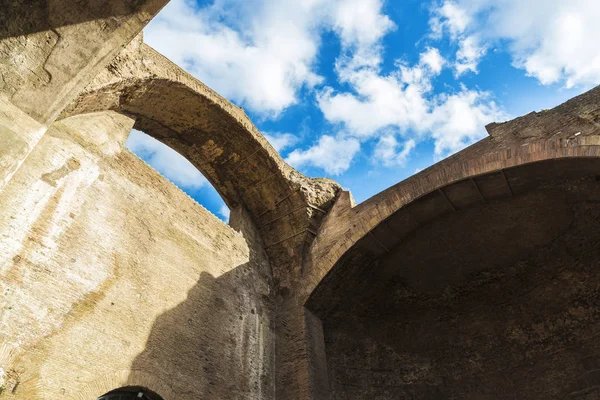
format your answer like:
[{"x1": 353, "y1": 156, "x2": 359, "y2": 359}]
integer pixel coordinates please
[
  {"x1": 308, "y1": 157, "x2": 600, "y2": 399},
  {"x1": 59, "y1": 39, "x2": 341, "y2": 280},
  {"x1": 61, "y1": 66, "x2": 293, "y2": 215}
]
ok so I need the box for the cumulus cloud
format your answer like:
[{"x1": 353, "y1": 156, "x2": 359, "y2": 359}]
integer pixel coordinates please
[
  {"x1": 331, "y1": 0, "x2": 395, "y2": 70},
  {"x1": 143, "y1": 0, "x2": 509, "y2": 176},
  {"x1": 429, "y1": 1, "x2": 472, "y2": 39},
  {"x1": 145, "y1": 0, "x2": 394, "y2": 116},
  {"x1": 455, "y1": 35, "x2": 487, "y2": 76},
  {"x1": 318, "y1": 46, "x2": 506, "y2": 159},
  {"x1": 332, "y1": 0, "x2": 394, "y2": 47},
  {"x1": 286, "y1": 135, "x2": 361, "y2": 175},
  {"x1": 144, "y1": 0, "x2": 322, "y2": 116},
  {"x1": 374, "y1": 136, "x2": 416, "y2": 167},
  {"x1": 218, "y1": 205, "x2": 230, "y2": 222},
  {"x1": 420, "y1": 47, "x2": 446, "y2": 75},
  {"x1": 430, "y1": 0, "x2": 600, "y2": 87},
  {"x1": 428, "y1": 88, "x2": 504, "y2": 156},
  {"x1": 263, "y1": 132, "x2": 299, "y2": 152},
  {"x1": 126, "y1": 129, "x2": 207, "y2": 189}
]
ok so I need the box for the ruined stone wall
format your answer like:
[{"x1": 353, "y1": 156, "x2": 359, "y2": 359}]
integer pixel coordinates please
[
  {"x1": 321, "y1": 178, "x2": 600, "y2": 399},
  {"x1": 0, "y1": 111, "x2": 275, "y2": 399},
  {"x1": 3, "y1": 3, "x2": 600, "y2": 399}
]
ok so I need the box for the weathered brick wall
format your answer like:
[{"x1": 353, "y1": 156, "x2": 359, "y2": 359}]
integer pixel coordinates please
[
  {"x1": 320, "y1": 178, "x2": 600, "y2": 399},
  {"x1": 2, "y1": 3, "x2": 600, "y2": 399},
  {"x1": 0, "y1": 111, "x2": 275, "y2": 399}
]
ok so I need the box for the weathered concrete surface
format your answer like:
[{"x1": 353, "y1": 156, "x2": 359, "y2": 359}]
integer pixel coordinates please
[
  {"x1": 0, "y1": 97, "x2": 47, "y2": 193},
  {"x1": 0, "y1": 112, "x2": 274, "y2": 399},
  {"x1": 0, "y1": 0, "x2": 168, "y2": 234},
  {"x1": 0, "y1": 0, "x2": 169, "y2": 124}
]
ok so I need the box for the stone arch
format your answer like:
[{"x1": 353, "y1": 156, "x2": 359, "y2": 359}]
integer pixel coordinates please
[
  {"x1": 59, "y1": 37, "x2": 341, "y2": 286},
  {"x1": 307, "y1": 153, "x2": 600, "y2": 313},
  {"x1": 73, "y1": 370, "x2": 175, "y2": 400},
  {"x1": 58, "y1": 37, "x2": 307, "y2": 221},
  {"x1": 304, "y1": 135, "x2": 600, "y2": 302},
  {"x1": 305, "y1": 84, "x2": 600, "y2": 301},
  {"x1": 305, "y1": 147, "x2": 600, "y2": 399}
]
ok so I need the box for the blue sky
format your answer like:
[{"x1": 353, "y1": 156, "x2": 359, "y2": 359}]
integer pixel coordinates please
[{"x1": 127, "y1": 0, "x2": 600, "y2": 221}]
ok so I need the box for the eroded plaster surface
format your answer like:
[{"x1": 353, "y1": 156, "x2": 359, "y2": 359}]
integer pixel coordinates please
[{"x1": 2, "y1": 2, "x2": 600, "y2": 400}]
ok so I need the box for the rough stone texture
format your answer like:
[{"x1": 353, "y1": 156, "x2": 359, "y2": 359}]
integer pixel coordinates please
[
  {"x1": 316, "y1": 172, "x2": 600, "y2": 399},
  {"x1": 2, "y1": 2, "x2": 600, "y2": 399},
  {"x1": 0, "y1": 111, "x2": 275, "y2": 399},
  {"x1": 0, "y1": 0, "x2": 169, "y2": 124},
  {"x1": 60, "y1": 35, "x2": 341, "y2": 290}
]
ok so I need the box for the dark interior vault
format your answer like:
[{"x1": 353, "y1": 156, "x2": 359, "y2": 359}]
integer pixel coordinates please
[{"x1": 307, "y1": 158, "x2": 600, "y2": 400}]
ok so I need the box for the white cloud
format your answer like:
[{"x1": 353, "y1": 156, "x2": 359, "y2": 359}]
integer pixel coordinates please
[
  {"x1": 286, "y1": 135, "x2": 360, "y2": 175},
  {"x1": 455, "y1": 35, "x2": 486, "y2": 76},
  {"x1": 145, "y1": 0, "x2": 394, "y2": 117},
  {"x1": 126, "y1": 129, "x2": 207, "y2": 189},
  {"x1": 318, "y1": 46, "x2": 505, "y2": 159},
  {"x1": 218, "y1": 205, "x2": 230, "y2": 221},
  {"x1": 318, "y1": 48, "x2": 448, "y2": 140},
  {"x1": 263, "y1": 132, "x2": 299, "y2": 152},
  {"x1": 318, "y1": 68, "x2": 430, "y2": 137},
  {"x1": 145, "y1": 0, "x2": 323, "y2": 116},
  {"x1": 332, "y1": 0, "x2": 394, "y2": 47},
  {"x1": 429, "y1": 1, "x2": 472, "y2": 39},
  {"x1": 331, "y1": 0, "x2": 395, "y2": 70},
  {"x1": 143, "y1": 0, "x2": 509, "y2": 176},
  {"x1": 420, "y1": 47, "x2": 446, "y2": 75},
  {"x1": 431, "y1": 0, "x2": 600, "y2": 88},
  {"x1": 429, "y1": 88, "x2": 504, "y2": 156},
  {"x1": 374, "y1": 136, "x2": 416, "y2": 167}
]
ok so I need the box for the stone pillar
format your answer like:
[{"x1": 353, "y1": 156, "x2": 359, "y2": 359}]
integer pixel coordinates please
[{"x1": 275, "y1": 295, "x2": 330, "y2": 400}]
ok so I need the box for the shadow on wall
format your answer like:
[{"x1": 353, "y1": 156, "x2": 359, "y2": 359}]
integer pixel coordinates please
[
  {"x1": 123, "y1": 209, "x2": 276, "y2": 400},
  {"x1": 0, "y1": 0, "x2": 147, "y2": 38}
]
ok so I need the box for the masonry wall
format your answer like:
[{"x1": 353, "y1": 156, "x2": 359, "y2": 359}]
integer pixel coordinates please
[
  {"x1": 320, "y1": 177, "x2": 600, "y2": 399},
  {"x1": 0, "y1": 111, "x2": 275, "y2": 399}
]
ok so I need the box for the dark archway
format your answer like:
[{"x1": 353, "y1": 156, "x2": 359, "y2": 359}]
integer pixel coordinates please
[
  {"x1": 98, "y1": 386, "x2": 164, "y2": 400},
  {"x1": 307, "y1": 158, "x2": 600, "y2": 399}
]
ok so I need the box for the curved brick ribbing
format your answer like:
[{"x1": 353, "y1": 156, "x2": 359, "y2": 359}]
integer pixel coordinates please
[
  {"x1": 2, "y1": 3, "x2": 600, "y2": 398},
  {"x1": 74, "y1": 370, "x2": 175, "y2": 400},
  {"x1": 305, "y1": 137, "x2": 600, "y2": 303}
]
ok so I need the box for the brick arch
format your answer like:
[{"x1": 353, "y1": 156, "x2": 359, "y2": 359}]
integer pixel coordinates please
[
  {"x1": 304, "y1": 84, "x2": 600, "y2": 303},
  {"x1": 58, "y1": 37, "x2": 326, "y2": 220},
  {"x1": 304, "y1": 144, "x2": 600, "y2": 399},
  {"x1": 59, "y1": 45, "x2": 289, "y2": 217},
  {"x1": 73, "y1": 370, "x2": 175, "y2": 400},
  {"x1": 304, "y1": 137, "x2": 600, "y2": 306},
  {"x1": 59, "y1": 38, "x2": 341, "y2": 281}
]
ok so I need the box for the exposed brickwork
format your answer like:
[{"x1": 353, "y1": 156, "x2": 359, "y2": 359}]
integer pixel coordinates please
[
  {"x1": 320, "y1": 177, "x2": 600, "y2": 399},
  {"x1": 2, "y1": 2, "x2": 600, "y2": 399}
]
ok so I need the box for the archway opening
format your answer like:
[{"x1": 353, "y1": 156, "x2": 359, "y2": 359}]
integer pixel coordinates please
[
  {"x1": 125, "y1": 128, "x2": 230, "y2": 222},
  {"x1": 97, "y1": 386, "x2": 164, "y2": 400},
  {"x1": 307, "y1": 158, "x2": 600, "y2": 399}
]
